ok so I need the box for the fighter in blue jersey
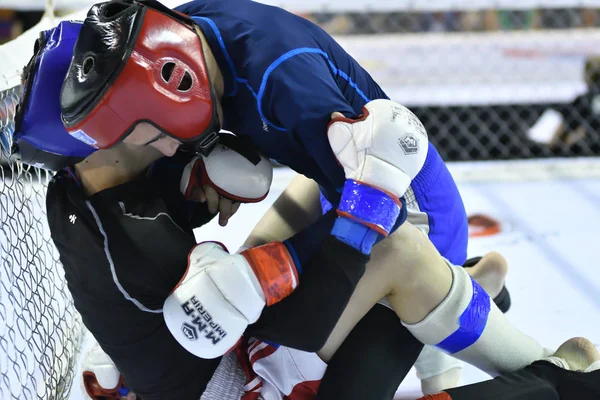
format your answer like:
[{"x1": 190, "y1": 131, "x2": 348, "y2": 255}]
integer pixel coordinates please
[
  {"x1": 57, "y1": 0, "x2": 555, "y2": 397},
  {"x1": 12, "y1": 21, "x2": 425, "y2": 400}
]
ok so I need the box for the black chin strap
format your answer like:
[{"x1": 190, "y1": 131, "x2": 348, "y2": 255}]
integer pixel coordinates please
[{"x1": 217, "y1": 134, "x2": 262, "y2": 166}]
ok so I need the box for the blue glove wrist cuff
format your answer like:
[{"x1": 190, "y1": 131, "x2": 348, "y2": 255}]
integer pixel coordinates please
[
  {"x1": 337, "y1": 179, "x2": 401, "y2": 235},
  {"x1": 331, "y1": 217, "x2": 380, "y2": 254}
]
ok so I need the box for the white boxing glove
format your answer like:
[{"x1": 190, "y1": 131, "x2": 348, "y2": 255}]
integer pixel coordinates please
[
  {"x1": 163, "y1": 241, "x2": 298, "y2": 359},
  {"x1": 328, "y1": 99, "x2": 428, "y2": 199},
  {"x1": 181, "y1": 133, "x2": 273, "y2": 203},
  {"x1": 81, "y1": 342, "x2": 132, "y2": 400}
]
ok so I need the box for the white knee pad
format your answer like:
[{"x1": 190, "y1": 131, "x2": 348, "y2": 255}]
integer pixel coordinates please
[{"x1": 417, "y1": 352, "x2": 463, "y2": 395}]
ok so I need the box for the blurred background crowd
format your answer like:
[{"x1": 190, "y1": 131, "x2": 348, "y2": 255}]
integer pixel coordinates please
[
  {"x1": 298, "y1": 8, "x2": 600, "y2": 35},
  {"x1": 1, "y1": 7, "x2": 600, "y2": 43}
]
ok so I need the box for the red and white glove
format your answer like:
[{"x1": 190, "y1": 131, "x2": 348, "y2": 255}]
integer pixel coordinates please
[
  {"x1": 181, "y1": 133, "x2": 273, "y2": 203},
  {"x1": 327, "y1": 100, "x2": 429, "y2": 241},
  {"x1": 80, "y1": 343, "x2": 135, "y2": 400},
  {"x1": 180, "y1": 133, "x2": 273, "y2": 226},
  {"x1": 163, "y1": 241, "x2": 298, "y2": 359}
]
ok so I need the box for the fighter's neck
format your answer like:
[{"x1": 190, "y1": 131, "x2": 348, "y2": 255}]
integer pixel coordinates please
[{"x1": 73, "y1": 144, "x2": 162, "y2": 196}]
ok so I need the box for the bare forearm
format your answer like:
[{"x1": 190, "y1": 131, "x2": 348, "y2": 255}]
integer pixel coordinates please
[{"x1": 244, "y1": 174, "x2": 322, "y2": 247}]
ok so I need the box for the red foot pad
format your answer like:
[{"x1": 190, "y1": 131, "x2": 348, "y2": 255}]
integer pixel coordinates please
[
  {"x1": 418, "y1": 393, "x2": 453, "y2": 400},
  {"x1": 83, "y1": 371, "x2": 125, "y2": 400}
]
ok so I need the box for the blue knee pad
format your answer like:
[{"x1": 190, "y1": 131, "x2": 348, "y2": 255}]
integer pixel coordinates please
[{"x1": 436, "y1": 277, "x2": 491, "y2": 354}]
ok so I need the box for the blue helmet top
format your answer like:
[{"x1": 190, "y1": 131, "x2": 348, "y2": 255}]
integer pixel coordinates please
[{"x1": 8, "y1": 20, "x2": 96, "y2": 170}]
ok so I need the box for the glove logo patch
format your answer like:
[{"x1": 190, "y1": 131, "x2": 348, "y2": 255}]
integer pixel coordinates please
[
  {"x1": 398, "y1": 134, "x2": 419, "y2": 155},
  {"x1": 181, "y1": 295, "x2": 228, "y2": 344},
  {"x1": 182, "y1": 323, "x2": 198, "y2": 341}
]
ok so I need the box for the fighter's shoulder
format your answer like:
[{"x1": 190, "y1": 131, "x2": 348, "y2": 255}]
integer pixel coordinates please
[
  {"x1": 47, "y1": 171, "x2": 174, "y2": 232},
  {"x1": 47, "y1": 168, "x2": 72, "y2": 195},
  {"x1": 173, "y1": 0, "x2": 213, "y2": 16},
  {"x1": 46, "y1": 169, "x2": 89, "y2": 229}
]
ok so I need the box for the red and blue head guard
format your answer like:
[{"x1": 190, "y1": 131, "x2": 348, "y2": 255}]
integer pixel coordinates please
[{"x1": 10, "y1": 20, "x2": 96, "y2": 170}]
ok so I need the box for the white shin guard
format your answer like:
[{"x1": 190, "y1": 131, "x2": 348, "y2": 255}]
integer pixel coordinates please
[
  {"x1": 403, "y1": 264, "x2": 545, "y2": 376},
  {"x1": 414, "y1": 345, "x2": 463, "y2": 380},
  {"x1": 414, "y1": 346, "x2": 463, "y2": 394}
]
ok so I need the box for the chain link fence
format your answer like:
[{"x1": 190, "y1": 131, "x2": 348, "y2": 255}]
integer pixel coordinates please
[
  {"x1": 0, "y1": 86, "x2": 84, "y2": 400},
  {"x1": 304, "y1": 7, "x2": 600, "y2": 161}
]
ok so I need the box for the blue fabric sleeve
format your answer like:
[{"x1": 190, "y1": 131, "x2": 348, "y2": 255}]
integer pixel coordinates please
[
  {"x1": 174, "y1": 1, "x2": 208, "y2": 16},
  {"x1": 262, "y1": 52, "x2": 356, "y2": 191}
]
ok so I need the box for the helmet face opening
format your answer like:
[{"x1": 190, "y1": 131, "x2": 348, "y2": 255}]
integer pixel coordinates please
[{"x1": 61, "y1": 0, "x2": 220, "y2": 152}]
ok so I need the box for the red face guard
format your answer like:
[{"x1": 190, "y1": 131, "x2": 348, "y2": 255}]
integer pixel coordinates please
[{"x1": 61, "y1": 1, "x2": 220, "y2": 154}]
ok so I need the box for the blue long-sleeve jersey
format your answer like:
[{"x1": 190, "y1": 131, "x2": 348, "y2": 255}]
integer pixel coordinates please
[
  {"x1": 177, "y1": 0, "x2": 387, "y2": 202},
  {"x1": 177, "y1": 0, "x2": 468, "y2": 266}
]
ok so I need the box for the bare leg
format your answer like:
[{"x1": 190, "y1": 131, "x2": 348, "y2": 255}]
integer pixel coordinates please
[
  {"x1": 245, "y1": 175, "x2": 426, "y2": 399},
  {"x1": 317, "y1": 221, "x2": 546, "y2": 376},
  {"x1": 466, "y1": 252, "x2": 508, "y2": 299},
  {"x1": 246, "y1": 175, "x2": 545, "y2": 376},
  {"x1": 317, "y1": 222, "x2": 451, "y2": 360},
  {"x1": 247, "y1": 175, "x2": 507, "y2": 322}
]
